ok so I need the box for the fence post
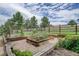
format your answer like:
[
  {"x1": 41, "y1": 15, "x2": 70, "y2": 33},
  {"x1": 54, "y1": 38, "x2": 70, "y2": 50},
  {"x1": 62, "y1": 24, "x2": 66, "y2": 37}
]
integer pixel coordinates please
[
  {"x1": 75, "y1": 24, "x2": 77, "y2": 35},
  {"x1": 59, "y1": 25, "x2": 61, "y2": 34}
]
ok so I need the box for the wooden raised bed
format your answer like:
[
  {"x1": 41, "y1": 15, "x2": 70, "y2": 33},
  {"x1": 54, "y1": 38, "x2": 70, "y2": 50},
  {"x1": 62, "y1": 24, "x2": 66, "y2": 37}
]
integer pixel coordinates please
[
  {"x1": 48, "y1": 34, "x2": 66, "y2": 38},
  {"x1": 27, "y1": 37, "x2": 48, "y2": 47},
  {"x1": 57, "y1": 34, "x2": 66, "y2": 38},
  {"x1": 6, "y1": 37, "x2": 27, "y2": 42}
]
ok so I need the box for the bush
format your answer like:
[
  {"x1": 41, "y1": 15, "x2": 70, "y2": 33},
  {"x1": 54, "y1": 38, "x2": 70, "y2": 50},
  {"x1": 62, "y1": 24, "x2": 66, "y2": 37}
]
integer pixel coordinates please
[
  {"x1": 65, "y1": 35, "x2": 79, "y2": 40},
  {"x1": 12, "y1": 49, "x2": 33, "y2": 56},
  {"x1": 59, "y1": 35, "x2": 79, "y2": 53},
  {"x1": 32, "y1": 29, "x2": 38, "y2": 35}
]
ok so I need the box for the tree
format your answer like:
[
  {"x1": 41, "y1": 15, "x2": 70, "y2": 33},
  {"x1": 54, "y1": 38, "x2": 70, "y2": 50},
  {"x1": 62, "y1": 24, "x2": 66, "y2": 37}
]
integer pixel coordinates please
[
  {"x1": 68, "y1": 20, "x2": 77, "y2": 26},
  {"x1": 25, "y1": 19, "x2": 30, "y2": 29},
  {"x1": 9, "y1": 18, "x2": 15, "y2": 34},
  {"x1": 0, "y1": 25, "x2": 8, "y2": 43},
  {"x1": 4, "y1": 19, "x2": 11, "y2": 37},
  {"x1": 30, "y1": 16, "x2": 38, "y2": 28},
  {"x1": 40, "y1": 16, "x2": 49, "y2": 30},
  {"x1": 77, "y1": 19, "x2": 79, "y2": 22},
  {"x1": 5, "y1": 19, "x2": 15, "y2": 36},
  {"x1": 0, "y1": 23, "x2": 10, "y2": 39},
  {"x1": 12, "y1": 12, "x2": 24, "y2": 36},
  {"x1": 0, "y1": 25, "x2": 5, "y2": 38}
]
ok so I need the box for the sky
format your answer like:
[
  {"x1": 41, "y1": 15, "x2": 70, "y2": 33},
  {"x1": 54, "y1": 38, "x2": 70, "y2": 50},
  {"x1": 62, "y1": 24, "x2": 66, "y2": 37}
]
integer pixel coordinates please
[{"x1": 0, "y1": 3, "x2": 79, "y2": 25}]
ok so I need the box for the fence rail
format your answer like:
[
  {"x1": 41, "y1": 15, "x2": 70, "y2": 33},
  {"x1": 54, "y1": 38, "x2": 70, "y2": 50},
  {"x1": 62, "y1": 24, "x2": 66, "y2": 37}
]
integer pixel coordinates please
[{"x1": 24, "y1": 25, "x2": 79, "y2": 35}]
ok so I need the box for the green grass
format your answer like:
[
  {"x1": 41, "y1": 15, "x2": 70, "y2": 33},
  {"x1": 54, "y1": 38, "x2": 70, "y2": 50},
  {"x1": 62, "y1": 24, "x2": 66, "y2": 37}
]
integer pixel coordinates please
[{"x1": 16, "y1": 29, "x2": 79, "y2": 37}]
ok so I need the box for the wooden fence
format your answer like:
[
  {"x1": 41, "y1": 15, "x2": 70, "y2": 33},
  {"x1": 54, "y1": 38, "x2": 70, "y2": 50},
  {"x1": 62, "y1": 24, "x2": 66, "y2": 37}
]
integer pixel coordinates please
[
  {"x1": 48, "y1": 25, "x2": 79, "y2": 35},
  {"x1": 24, "y1": 25, "x2": 79, "y2": 35}
]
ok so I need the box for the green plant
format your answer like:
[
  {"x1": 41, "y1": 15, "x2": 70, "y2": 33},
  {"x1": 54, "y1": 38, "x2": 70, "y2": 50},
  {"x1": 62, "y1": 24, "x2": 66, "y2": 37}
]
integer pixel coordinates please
[
  {"x1": 12, "y1": 49, "x2": 33, "y2": 56},
  {"x1": 58, "y1": 35, "x2": 79, "y2": 53},
  {"x1": 32, "y1": 29, "x2": 38, "y2": 35},
  {"x1": 68, "y1": 20, "x2": 77, "y2": 26},
  {"x1": 32, "y1": 32, "x2": 48, "y2": 41}
]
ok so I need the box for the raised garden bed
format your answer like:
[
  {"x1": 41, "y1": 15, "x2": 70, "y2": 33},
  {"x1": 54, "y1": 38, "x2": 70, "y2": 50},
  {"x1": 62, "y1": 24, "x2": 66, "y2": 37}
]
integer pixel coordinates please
[
  {"x1": 48, "y1": 34, "x2": 66, "y2": 38},
  {"x1": 57, "y1": 34, "x2": 66, "y2": 38},
  {"x1": 27, "y1": 37, "x2": 48, "y2": 47},
  {"x1": 48, "y1": 35, "x2": 57, "y2": 39},
  {"x1": 6, "y1": 37, "x2": 27, "y2": 42}
]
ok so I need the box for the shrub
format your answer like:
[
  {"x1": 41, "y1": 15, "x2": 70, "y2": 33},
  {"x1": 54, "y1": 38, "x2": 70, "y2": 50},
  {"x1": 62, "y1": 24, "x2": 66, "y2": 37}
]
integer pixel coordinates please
[
  {"x1": 68, "y1": 20, "x2": 77, "y2": 26},
  {"x1": 32, "y1": 29, "x2": 38, "y2": 35},
  {"x1": 12, "y1": 49, "x2": 33, "y2": 56},
  {"x1": 58, "y1": 35, "x2": 79, "y2": 53}
]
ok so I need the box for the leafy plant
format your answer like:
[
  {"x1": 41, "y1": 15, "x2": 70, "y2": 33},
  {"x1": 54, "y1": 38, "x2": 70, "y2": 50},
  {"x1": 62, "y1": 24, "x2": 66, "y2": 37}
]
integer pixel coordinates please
[
  {"x1": 32, "y1": 29, "x2": 38, "y2": 35},
  {"x1": 12, "y1": 49, "x2": 33, "y2": 56},
  {"x1": 59, "y1": 35, "x2": 79, "y2": 53},
  {"x1": 32, "y1": 32, "x2": 48, "y2": 41},
  {"x1": 68, "y1": 20, "x2": 77, "y2": 26}
]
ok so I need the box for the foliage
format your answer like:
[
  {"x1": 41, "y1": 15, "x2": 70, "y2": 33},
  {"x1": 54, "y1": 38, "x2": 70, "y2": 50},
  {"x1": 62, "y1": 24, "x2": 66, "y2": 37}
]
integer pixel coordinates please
[
  {"x1": 0, "y1": 23, "x2": 11, "y2": 38},
  {"x1": 12, "y1": 12, "x2": 24, "y2": 36},
  {"x1": 40, "y1": 16, "x2": 49, "y2": 28},
  {"x1": 68, "y1": 20, "x2": 77, "y2": 26},
  {"x1": 12, "y1": 49, "x2": 33, "y2": 56},
  {"x1": 77, "y1": 19, "x2": 79, "y2": 22},
  {"x1": 32, "y1": 29, "x2": 38, "y2": 35},
  {"x1": 25, "y1": 19, "x2": 30, "y2": 29},
  {"x1": 0, "y1": 12, "x2": 25, "y2": 37},
  {"x1": 0, "y1": 25, "x2": 4, "y2": 36},
  {"x1": 59, "y1": 35, "x2": 79, "y2": 53},
  {"x1": 30, "y1": 16, "x2": 38, "y2": 28},
  {"x1": 32, "y1": 32, "x2": 48, "y2": 41}
]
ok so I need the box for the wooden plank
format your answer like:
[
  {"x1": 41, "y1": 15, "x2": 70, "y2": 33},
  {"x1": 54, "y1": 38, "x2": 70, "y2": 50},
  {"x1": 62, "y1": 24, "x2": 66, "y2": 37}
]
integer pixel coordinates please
[
  {"x1": 5, "y1": 42, "x2": 15, "y2": 56},
  {"x1": 46, "y1": 48, "x2": 79, "y2": 56},
  {"x1": 34, "y1": 38, "x2": 58, "y2": 56},
  {"x1": 6, "y1": 37, "x2": 27, "y2": 42}
]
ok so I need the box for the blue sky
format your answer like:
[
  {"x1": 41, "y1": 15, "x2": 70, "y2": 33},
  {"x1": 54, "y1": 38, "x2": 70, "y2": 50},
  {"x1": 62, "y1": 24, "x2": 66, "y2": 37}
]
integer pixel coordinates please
[{"x1": 0, "y1": 3, "x2": 79, "y2": 25}]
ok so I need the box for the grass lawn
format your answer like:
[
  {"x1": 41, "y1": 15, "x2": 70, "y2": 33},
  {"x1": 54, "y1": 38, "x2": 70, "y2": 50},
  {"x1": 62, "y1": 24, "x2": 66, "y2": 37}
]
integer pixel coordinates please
[{"x1": 16, "y1": 30, "x2": 79, "y2": 37}]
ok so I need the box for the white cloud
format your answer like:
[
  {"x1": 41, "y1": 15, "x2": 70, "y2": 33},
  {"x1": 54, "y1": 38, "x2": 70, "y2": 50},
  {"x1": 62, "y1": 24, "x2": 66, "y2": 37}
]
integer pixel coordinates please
[
  {"x1": 0, "y1": 15, "x2": 10, "y2": 26},
  {"x1": 0, "y1": 4, "x2": 42, "y2": 25},
  {"x1": 0, "y1": 4, "x2": 10, "y2": 8},
  {"x1": 49, "y1": 9, "x2": 79, "y2": 25},
  {"x1": 0, "y1": 3, "x2": 79, "y2": 25},
  {"x1": 57, "y1": 9, "x2": 79, "y2": 20},
  {"x1": 50, "y1": 22, "x2": 67, "y2": 25},
  {"x1": 9, "y1": 4, "x2": 42, "y2": 25}
]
